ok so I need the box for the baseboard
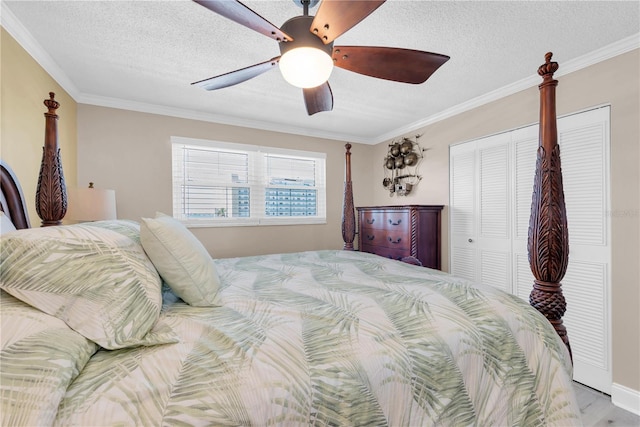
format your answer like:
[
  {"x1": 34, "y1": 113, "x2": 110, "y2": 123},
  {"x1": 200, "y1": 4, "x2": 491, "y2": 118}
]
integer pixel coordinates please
[{"x1": 612, "y1": 383, "x2": 640, "y2": 416}]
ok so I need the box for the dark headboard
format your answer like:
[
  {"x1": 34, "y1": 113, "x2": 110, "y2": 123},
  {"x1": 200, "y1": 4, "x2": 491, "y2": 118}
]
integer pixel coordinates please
[{"x1": 0, "y1": 160, "x2": 31, "y2": 229}]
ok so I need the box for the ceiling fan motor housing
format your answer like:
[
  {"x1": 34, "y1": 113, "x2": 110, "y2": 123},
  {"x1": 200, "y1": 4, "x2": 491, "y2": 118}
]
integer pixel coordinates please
[{"x1": 278, "y1": 16, "x2": 334, "y2": 57}]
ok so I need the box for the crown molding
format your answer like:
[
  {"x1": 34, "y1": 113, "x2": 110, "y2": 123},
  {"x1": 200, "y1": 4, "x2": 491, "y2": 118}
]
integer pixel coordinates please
[
  {"x1": 1, "y1": 1, "x2": 80, "y2": 99},
  {"x1": 372, "y1": 32, "x2": 640, "y2": 145},
  {"x1": 556, "y1": 32, "x2": 639, "y2": 77},
  {"x1": 76, "y1": 93, "x2": 369, "y2": 144}
]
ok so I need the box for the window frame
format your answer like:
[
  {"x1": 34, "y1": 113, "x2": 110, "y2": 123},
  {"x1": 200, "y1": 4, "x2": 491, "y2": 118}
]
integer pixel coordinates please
[{"x1": 172, "y1": 136, "x2": 327, "y2": 227}]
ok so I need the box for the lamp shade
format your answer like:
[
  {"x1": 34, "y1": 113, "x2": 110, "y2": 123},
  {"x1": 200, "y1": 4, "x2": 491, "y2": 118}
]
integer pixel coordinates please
[
  {"x1": 279, "y1": 47, "x2": 334, "y2": 88},
  {"x1": 66, "y1": 184, "x2": 117, "y2": 222}
]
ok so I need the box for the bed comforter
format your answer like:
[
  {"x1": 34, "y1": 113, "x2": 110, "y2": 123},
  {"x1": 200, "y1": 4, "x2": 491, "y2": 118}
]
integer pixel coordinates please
[{"x1": 2, "y1": 249, "x2": 580, "y2": 426}]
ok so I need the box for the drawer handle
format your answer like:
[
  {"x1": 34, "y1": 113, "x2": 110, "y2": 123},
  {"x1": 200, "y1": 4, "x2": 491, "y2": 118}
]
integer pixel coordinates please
[
  {"x1": 388, "y1": 218, "x2": 402, "y2": 226},
  {"x1": 366, "y1": 234, "x2": 375, "y2": 241},
  {"x1": 388, "y1": 237, "x2": 402, "y2": 244},
  {"x1": 366, "y1": 218, "x2": 375, "y2": 224}
]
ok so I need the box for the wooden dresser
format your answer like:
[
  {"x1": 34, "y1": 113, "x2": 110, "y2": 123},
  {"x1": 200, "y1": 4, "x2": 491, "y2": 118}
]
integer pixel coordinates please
[{"x1": 357, "y1": 205, "x2": 443, "y2": 269}]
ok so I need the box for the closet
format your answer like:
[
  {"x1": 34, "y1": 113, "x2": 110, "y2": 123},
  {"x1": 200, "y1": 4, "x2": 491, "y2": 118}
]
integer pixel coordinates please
[{"x1": 449, "y1": 106, "x2": 611, "y2": 393}]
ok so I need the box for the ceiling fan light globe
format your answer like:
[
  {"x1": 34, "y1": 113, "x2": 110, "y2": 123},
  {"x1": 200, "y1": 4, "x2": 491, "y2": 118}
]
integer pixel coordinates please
[{"x1": 279, "y1": 47, "x2": 334, "y2": 89}]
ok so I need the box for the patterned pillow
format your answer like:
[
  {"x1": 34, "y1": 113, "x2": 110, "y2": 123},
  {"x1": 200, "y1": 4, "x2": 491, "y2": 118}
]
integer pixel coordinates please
[
  {"x1": 0, "y1": 220, "x2": 177, "y2": 349},
  {"x1": 140, "y1": 213, "x2": 221, "y2": 306},
  {"x1": 1, "y1": 290, "x2": 98, "y2": 426}
]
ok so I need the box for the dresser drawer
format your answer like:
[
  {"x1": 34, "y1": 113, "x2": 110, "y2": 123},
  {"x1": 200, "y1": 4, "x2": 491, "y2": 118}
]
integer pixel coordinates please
[
  {"x1": 360, "y1": 243, "x2": 410, "y2": 261},
  {"x1": 360, "y1": 229, "x2": 410, "y2": 250},
  {"x1": 357, "y1": 205, "x2": 443, "y2": 270},
  {"x1": 360, "y1": 210, "x2": 410, "y2": 231}
]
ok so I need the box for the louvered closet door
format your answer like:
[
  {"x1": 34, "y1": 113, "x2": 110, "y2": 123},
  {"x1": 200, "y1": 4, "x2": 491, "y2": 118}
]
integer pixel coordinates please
[
  {"x1": 450, "y1": 133, "x2": 512, "y2": 291},
  {"x1": 512, "y1": 106, "x2": 611, "y2": 393},
  {"x1": 477, "y1": 134, "x2": 512, "y2": 292},
  {"x1": 450, "y1": 142, "x2": 477, "y2": 281},
  {"x1": 452, "y1": 106, "x2": 611, "y2": 393},
  {"x1": 512, "y1": 125, "x2": 539, "y2": 300},
  {"x1": 557, "y1": 107, "x2": 611, "y2": 393}
]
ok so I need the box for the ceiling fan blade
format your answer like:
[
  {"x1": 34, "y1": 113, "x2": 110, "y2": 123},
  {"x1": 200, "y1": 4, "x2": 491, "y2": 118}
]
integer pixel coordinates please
[
  {"x1": 311, "y1": 0, "x2": 385, "y2": 44},
  {"x1": 332, "y1": 46, "x2": 450, "y2": 84},
  {"x1": 192, "y1": 57, "x2": 280, "y2": 90},
  {"x1": 303, "y1": 82, "x2": 333, "y2": 116},
  {"x1": 193, "y1": 0, "x2": 292, "y2": 41}
]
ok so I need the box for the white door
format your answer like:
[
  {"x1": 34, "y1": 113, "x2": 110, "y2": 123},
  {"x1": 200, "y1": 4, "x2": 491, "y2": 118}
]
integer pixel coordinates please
[
  {"x1": 477, "y1": 134, "x2": 512, "y2": 293},
  {"x1": 511, "y1": 124, "x2": 539, "y2": 300},
  {"x1": 451, "y1": 106, "x2": 612, "y2": 393},
  {"x1": 557, "y1": 107, "x2": 611, "y2": 393},
  {"x1": 450, "y1": 141, "x2": 477, "y2": 282},
  {"x1": 450, "y1": 133, "x2": 512, "y2": 292},
  {"x1": 512, "y1": 107, "x2": 611, "y2": 392}
]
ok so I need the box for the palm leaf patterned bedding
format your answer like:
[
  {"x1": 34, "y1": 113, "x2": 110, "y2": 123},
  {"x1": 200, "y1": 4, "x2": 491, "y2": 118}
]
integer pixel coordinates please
[{"x1": 2, "y1": 247, "x2": 581, "y2": 426}]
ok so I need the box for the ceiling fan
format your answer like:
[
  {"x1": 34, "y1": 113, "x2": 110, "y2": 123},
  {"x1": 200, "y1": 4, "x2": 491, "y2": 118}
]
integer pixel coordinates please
[{"x1": 191, "y1": 0, "x2": 450, "y2": 116}]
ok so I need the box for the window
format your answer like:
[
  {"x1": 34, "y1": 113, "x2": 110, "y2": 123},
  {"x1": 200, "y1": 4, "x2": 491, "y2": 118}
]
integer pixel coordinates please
[{"x1": 172, "y1": 137, "x2": 326, "y2": 226}]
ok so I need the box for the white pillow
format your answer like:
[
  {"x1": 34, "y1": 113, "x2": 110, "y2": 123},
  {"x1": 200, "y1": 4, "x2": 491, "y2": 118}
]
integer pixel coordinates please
[
  {"x1": 140, "y1": 213, "x2": 221, "y2": 306},
  {"x1": 0, "y1": 211, "x2": 17, "y2": 234}
]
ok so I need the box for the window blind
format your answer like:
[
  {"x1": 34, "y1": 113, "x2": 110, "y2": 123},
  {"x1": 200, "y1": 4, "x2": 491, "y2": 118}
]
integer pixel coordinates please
[{"x1": 172, "y1": 137, "x2": 326, "y2": 226}]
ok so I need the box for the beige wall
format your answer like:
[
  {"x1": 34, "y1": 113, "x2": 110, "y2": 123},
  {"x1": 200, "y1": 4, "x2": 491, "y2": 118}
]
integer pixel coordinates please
[
  {"x1": 370, "y1": 50, "x2": 640, "y2": 393},
  {"x1": 76, "y1": 105, "x2": 375, "y2": 258},
  {"x1": 0, "y1": 29, "x2": 77, "y2": 225}
]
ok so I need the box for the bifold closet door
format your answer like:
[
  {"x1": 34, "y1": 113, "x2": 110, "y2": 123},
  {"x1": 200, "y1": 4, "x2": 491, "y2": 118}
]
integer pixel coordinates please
[
  {"x1": 450, "y1": 141, "x2": 476, "y2": 282},
  {"x1": 451, "y1": 106, "x2": 611, "y2": 393},
  {"x1": 513, "y1": 106, "x2": 612, "y2": 393},
  {"x1": 450, "y1": 133, "x2": 512, "y2": 292},
  {"x1": 476, "y1": 134, "x2": 512, "y2": 293}
]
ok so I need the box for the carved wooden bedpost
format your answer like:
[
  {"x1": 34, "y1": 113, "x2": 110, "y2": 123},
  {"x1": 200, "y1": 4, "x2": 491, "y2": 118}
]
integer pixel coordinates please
[
  {"x1": 35, "y1": 92, "x2": 67, "y2": 226},
  {"x1": 528, "y1": 53, "x2": 571, "y2": 359},
  {"x1": 342, "y1": 144, "x2": 356, "y2": 250}
]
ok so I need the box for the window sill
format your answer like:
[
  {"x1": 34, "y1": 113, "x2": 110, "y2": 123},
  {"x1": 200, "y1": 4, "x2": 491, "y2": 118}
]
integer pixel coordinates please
[{"x1": 181, "y1": 217, "x2": 327, "y2": 228}]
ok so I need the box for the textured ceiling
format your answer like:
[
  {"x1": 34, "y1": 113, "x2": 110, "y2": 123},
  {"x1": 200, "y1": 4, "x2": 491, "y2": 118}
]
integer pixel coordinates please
[{"x1": 3, "y1": 0, "x2": 639, "y2": 144}]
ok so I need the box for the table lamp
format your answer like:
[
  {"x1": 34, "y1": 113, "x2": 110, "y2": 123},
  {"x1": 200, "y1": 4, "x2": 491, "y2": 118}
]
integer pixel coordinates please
[{"x1": 66, "y1": 182, "x2": 117, "y2": 222}]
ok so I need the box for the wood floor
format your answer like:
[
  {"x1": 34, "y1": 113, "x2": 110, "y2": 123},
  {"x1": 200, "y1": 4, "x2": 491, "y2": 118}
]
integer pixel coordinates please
[{"x1": 575, "y1": 382, "x2": 640, "y2": 426}]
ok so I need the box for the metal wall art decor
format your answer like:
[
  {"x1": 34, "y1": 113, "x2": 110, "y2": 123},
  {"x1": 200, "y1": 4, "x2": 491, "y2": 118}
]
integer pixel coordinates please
[{"x1": 382, "y1": 134, "x2": 425, "y2": 196}]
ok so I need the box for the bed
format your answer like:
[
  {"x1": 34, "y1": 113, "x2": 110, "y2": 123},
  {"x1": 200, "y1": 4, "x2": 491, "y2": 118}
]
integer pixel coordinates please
[{"x1": 0, "y1": 54, "x2": 580, "y2": 426}]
